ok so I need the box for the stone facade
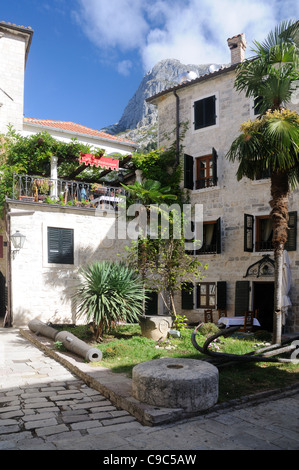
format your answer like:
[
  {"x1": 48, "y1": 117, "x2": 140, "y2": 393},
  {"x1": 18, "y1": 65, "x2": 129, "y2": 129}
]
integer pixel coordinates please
[
  {"x1": 5, "y1": 201, "x2": 129, "y2": 327},
  {"x1": 148, "y1": 64, "x2": 299, "y2": 334},
  {"x1": 0, "y1": 23, "x2": 32, "y2": 134}
]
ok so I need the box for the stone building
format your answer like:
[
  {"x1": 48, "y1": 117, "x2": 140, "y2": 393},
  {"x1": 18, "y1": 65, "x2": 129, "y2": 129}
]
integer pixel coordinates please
[
  {"x1": 147, "y1": 33, "x2": 299, "y2": 333},
  {"x1": 0, "y1": 21, "x2": 138, "y2": 327}
]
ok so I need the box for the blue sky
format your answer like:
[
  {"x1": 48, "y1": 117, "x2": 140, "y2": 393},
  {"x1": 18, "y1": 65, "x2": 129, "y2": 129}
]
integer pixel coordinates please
[{"x1": 1, "y1": 0, "x2": 298, "y2": 131}]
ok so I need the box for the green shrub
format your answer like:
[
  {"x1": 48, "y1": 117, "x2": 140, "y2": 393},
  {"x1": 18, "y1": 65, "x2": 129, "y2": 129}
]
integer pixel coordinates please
[
  {"x1": 72, "y1": 261, "x2": 145, "y2": 341},
  {"x1": 199, "y1": 322, "x2": 220, "y2": 336}
]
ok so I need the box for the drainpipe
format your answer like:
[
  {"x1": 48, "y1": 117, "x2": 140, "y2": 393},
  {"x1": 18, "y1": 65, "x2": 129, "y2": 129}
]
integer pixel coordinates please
[{"x1": 173, "y1": 91, "x2": 180, "y2": 168}]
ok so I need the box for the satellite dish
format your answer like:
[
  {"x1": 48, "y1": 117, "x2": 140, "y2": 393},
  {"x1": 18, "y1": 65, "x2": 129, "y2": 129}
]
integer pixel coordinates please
[
  {"x1": 179, "y1": 70, "x2": 198, "y2": 84},
  {"x1": 208, "y1": 64, "x2": 220, "y2": 74}
]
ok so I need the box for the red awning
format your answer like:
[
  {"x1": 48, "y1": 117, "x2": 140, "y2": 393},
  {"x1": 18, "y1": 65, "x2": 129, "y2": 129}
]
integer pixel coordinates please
[{"x1": 80, "y1": 153, "x2": 119, "y2": 171}]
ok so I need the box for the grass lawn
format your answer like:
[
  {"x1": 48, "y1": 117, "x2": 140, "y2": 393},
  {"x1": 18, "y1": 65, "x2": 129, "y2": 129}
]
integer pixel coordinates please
[{"x1": 56, "y1": 323, "x2": 299, "y2": 403}]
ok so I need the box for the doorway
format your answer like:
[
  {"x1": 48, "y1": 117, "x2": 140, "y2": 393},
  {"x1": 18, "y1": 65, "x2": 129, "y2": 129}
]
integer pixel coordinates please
[{"x1": 253, "y1": 282, "x2": 274, "y2": 331}]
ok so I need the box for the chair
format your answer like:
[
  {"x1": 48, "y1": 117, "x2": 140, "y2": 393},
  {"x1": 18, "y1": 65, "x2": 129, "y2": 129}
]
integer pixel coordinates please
[
  {"x1": 239, "y1": 311, "x2": 254, "y2": 332},
  {"x1": 204, "y1": 309, "x2": 214, "y2": 323},
  {"x1": 217, "y1": 309, "x2": 227, "y2": 320}
]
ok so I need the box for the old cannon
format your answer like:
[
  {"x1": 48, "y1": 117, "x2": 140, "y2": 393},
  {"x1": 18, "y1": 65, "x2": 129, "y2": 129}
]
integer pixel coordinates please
[{"x1": 28, "y1": 318, "x2": 102, "y2": 362}]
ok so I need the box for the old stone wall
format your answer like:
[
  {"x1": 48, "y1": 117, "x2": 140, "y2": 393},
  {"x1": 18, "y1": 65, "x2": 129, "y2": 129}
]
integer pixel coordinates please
[
  {"x1": 0, "y1": 29, "x2": 26, "y2": 134},
  {"x1": 156, "y1": 69, "x2": 299, "y2": 333}
]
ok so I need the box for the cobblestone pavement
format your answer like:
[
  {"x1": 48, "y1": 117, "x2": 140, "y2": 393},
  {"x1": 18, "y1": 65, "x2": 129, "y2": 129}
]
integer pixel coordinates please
[{"x1": 1, "y1": 328, "x2": 299, "y2": 450}]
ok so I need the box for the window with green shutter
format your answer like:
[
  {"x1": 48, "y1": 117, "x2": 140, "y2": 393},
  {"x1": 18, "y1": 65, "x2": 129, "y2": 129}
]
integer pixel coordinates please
[
  {"x1": 144, "y1": 291, "x2": 158, "y2": 315},
  {"x1": 285, "y1": 211, "x2": 297, "y2": 251},
  {"x1": 196, "y1": 282, "x2": 216, "y2": 308},
  {"x1": 48, "y1": 227, "x2": 74, "y2": 265},
  {"x1": 244, "y1": 214, "x2": 254, "y2": 252},
  {"x1": 195, "y1": 218, "x2": 221, "y2": 254},
  {"x1": 181, "y1": 283, "x2": 194, "y2": 310},
  {"x1": 184, "y1": 154, "x2": 194, "y2": 189},
  {"x1": 194, "y1": 95, "x2": 216, "y2": 130},
  {"x1": 234, "y1": 281, "x2": 250, "y2": 316},
  {"x1": 216, "y1": 281, "x2": 227, "y2": 310}
]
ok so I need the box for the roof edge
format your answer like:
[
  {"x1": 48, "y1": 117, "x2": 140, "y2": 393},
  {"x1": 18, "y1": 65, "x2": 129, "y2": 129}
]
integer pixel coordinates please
[
  {"x1": 146, "y1": 63, "x2": 239, "y2": 104},
  {"x1": 23, "y1": 119, "x2": 138, "y2": 149},
  {"x1": 0, "y1": 21, "x2": 34, "y2": 64}
]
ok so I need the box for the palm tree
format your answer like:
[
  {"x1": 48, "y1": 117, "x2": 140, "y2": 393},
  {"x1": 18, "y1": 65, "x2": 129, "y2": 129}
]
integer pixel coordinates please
[
  {"x1": 226, "y1": 20, "x2": 299, "y2": 344},
  {"x1": 73, "y1": 261, "x2": 145, "y2": 341}
]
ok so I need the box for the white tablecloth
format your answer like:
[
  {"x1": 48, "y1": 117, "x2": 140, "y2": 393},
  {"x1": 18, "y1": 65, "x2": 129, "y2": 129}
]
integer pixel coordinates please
[{"x1": 218, "y1": 316, "x2": 261, "y2": 328}]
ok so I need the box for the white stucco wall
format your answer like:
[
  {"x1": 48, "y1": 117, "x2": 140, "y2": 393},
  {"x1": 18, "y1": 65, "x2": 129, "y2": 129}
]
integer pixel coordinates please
[
  {"x1": 0, "y1": 29, "x2": 27, "y2": 134},
  {"x1": 8, "y1": 202, "x2": 130, "y2": 327}
]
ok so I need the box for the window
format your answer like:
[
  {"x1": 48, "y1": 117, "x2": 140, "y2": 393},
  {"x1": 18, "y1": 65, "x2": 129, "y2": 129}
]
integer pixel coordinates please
[
  {"x1": 48, "y1": 227, "x2": 74, "y2": 264},
  {"x1": 181, "y1": 281, "x2": 226, "y2": 310},
  {"x1": 255, "y1": 216, "x2": 273, "y2": 251},
  {"x1": 185, "y1": 219, "x2": 221, "y2": 255},
  {"x1": 194, "y1": 95, "x2": 216, "y2": 130},
  {"x1": 244, "y1": 212, "x2": 297, "y2": 252},
  {"x1": 184, "y1": 148, "x2": 218, "y2": 190},
  {"x1": 196, "y1": 154, "x2": 215, "y2": 189},
  {"x1": 197, "y1": 282, "x2": 216, "y2": 308},
  {"x1": 255, "y1": 167, "x2": 271, "y2": 180},
  {"x1": 197, "y1": 219, "x2": 221, "y2": 254}
]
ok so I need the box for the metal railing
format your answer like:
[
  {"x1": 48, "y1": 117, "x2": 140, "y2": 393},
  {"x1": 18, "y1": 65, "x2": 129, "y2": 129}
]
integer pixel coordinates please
[
  {"x1": 255, "y1": 240, "x2": 273, "y2": 252},
  {"x1": 12, "y1": 173, "x2": 127, "y2": 211}
]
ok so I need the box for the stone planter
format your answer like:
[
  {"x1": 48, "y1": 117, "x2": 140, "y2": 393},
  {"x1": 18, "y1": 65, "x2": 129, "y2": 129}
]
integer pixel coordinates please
[{"x1": 139, "y1": 315, "x2": 173, "y2": 341}]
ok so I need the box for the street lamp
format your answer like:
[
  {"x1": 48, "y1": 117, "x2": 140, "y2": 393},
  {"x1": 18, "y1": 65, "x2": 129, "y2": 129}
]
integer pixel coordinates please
[{"x1": 11, "y1": 230, "x2": 26, "y2": 251}]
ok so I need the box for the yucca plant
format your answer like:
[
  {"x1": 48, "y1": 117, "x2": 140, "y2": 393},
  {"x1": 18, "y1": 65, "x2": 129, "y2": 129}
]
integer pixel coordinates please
[{"x1": 73, "y1": 261, "x2": 146, "y2": 341}]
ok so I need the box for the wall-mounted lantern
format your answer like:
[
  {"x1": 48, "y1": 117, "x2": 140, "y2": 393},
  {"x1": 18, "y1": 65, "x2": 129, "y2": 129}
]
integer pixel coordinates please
[{"x1": 11, "y1": 230, "x2": 26, "y2": 256}]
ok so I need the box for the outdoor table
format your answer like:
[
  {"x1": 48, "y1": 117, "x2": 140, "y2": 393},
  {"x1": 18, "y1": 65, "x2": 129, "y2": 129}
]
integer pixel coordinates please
[{"x1": 218, "y1": 316, "x2": 261, "y2": 328}]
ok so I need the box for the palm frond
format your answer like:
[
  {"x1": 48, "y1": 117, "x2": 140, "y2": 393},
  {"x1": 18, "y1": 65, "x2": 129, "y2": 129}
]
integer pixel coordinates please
[{"x1": 251, "y1": 19, "x2": 299, "y2": 56}]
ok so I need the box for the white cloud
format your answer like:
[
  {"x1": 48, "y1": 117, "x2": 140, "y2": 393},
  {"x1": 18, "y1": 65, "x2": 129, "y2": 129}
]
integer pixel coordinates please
[
  {"x1": 117, "y1": 59, "x2": 133, "y2": 76},
  {"x1": 74, "y1": 0, "x2": 299, "y2": 73},
  {"x1": 75, "y1": 0, "x2": 148, "y2": 51}
]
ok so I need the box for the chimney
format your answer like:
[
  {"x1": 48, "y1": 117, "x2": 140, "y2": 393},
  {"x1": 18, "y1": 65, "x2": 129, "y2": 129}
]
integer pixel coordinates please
[{"x1": 227, "y1": 33, "x2": 246, "y2": 65}]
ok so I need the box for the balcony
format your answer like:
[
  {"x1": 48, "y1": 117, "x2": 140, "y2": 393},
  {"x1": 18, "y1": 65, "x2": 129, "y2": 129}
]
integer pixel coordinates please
[{"x1": 12, "y1": 174, "x2": 127, "y2": 211}]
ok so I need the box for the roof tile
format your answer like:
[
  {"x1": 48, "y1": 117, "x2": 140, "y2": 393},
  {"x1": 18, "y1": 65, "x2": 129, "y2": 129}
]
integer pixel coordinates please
[{"x1": 23, "y1": 117, "x2": 137, "y2": 146}]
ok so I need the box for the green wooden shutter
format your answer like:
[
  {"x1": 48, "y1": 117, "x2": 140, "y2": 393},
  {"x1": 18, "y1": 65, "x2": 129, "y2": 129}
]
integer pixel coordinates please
[
  {"x1": 48, "y1": 227, "x2": 74, "y2": 264},
  {"x1": 0, "y1": 272, "x2": 6, "y2": 317},
  {"x1": 184, "y1": 154, "x2": 194, "y2": 189},
  {"x1": 244, "y1": 214, "x2": 254, "y2": 252},
  {"x1": 181, "y1": 283, "x2": 194, "y2": 310},
  {"x1": 212, "y1": 147, "x2": 218, "y2": 186},
  {"x1": 194, "y1": 96, "x2": 216, "y2": 129},
  {"x1": 285, "y1": 211, "x2": 297, "y2": 251},
  {"x1": 235, "y1": 281, "x2": 250, "y2": 316},
  {"x1": 185, "y1": 220, "x2": 195, "y2": 255},
  {"x1": 217, "y1": 281, "x2": 227, "y2": 310},
  {"x1": 216, "y1": 217, "x2": 221, "y2": 254},
  {"x1": 145, "y1": 291, "x2": 158, "y2": 316},
  {"x1": 194, "y1": 99, "x2": 204, "y2": 130},
  {"x1": 61, "y1": 229, "x2": 74, "y2": 264}
]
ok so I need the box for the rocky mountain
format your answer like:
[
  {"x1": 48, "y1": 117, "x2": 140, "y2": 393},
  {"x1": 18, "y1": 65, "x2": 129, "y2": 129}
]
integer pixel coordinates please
[{"x1": 102, "y1": 59, "x2": 224, "y2": 150}]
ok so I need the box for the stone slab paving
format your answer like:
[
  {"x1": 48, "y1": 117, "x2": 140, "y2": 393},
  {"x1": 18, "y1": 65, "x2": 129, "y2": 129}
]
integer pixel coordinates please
[{"x1": 1, "y1": 327, "x2": 299, "y2": 451}]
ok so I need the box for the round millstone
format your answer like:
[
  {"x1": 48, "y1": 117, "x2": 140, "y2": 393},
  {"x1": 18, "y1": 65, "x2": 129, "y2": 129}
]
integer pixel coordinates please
[{"x1": 132, "y1": 357, "x2": 219, "y2": 412}]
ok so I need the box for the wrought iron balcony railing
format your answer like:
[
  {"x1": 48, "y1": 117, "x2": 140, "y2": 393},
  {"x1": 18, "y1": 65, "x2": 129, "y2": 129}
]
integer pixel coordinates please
[{"x1": 12, "y1": 174, "x2": 127, "y2": 211}]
